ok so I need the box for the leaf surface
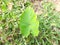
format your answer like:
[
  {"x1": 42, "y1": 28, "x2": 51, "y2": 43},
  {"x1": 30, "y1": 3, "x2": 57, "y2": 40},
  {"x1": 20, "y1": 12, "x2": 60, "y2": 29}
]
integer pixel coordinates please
[{"x1": 20, "y1": 7, "x2": 39, "y2": 37}]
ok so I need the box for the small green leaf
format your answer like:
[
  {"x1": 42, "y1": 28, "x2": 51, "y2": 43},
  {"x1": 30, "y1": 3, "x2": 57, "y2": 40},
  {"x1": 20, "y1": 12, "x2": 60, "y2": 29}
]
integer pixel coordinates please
[
  {"x1": 1, "y1": 2, "x2": 7, "y2": 12},
  {"x1": 20, "y1": 6, "x2": 39, "y2": 37}
]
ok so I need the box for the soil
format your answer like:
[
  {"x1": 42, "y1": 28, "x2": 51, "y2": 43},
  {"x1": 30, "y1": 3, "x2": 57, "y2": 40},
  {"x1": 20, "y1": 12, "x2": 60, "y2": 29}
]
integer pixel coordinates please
[{"x1": 30, "y1": 0, "x2": 60, "y2": 15}]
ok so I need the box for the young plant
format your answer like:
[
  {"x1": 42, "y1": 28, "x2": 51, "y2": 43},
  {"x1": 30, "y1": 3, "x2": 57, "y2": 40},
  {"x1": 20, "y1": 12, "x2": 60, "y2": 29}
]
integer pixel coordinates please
[{"x1": 20, "y1": 6, "x2": 39, "y2": 37}]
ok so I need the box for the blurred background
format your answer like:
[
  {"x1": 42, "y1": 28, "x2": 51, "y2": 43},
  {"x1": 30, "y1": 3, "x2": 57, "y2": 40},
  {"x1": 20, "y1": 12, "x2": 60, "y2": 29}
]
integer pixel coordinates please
[{"x1": 0, "y1": 0, "x2": 60, "y2": 45}]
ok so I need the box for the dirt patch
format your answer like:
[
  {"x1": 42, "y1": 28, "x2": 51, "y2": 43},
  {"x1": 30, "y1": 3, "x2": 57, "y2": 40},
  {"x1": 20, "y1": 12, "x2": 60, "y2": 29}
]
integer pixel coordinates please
[{"x1": 30, "y1": 0, "x2": 60, "y2": 15}]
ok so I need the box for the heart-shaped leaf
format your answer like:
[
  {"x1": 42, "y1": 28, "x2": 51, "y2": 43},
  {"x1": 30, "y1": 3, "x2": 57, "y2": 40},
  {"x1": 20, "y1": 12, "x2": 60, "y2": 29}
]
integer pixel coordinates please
[{"x1": 20, "y1": 6, "x2": 39, "y2": 37}]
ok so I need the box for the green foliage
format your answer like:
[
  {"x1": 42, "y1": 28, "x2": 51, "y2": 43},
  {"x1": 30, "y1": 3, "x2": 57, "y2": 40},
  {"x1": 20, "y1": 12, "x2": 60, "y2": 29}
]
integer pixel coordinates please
[
  {"x1": 0, "y1": 0, "x2": 31, "y2": 45},
  {"x1": 38, "y1": 2, "x2": 60, "y2": 45},
  {"x1": 0, "y1": 0, "x2": 60, "y2": 45},
  {"x1": 20, "y1": 7, "x2": 39, "y2": 37}
]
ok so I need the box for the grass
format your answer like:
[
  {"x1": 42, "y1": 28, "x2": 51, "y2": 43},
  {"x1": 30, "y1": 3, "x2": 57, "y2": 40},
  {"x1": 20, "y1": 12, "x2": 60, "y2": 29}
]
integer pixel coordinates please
[{"x1": 0, "y1": 0, "x2": 60, "y2": 45}]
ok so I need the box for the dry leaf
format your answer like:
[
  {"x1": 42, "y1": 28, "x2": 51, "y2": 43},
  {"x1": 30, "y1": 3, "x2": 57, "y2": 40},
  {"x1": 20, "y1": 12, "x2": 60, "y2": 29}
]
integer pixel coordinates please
[
  {"x1": 32, "y1": 1, "x2": 43, "y2": 15},
  {"x1": 55, "y1": 2, "x2": 60, "y2": 11},
  {"x1": 48, "y1": 0, "x2": 60, "y2": 11},
  {"x1": 8, "y1": 2, "x2": 13, "y2": 11},
  {"x1": 0, "y1": 9, "x2": 2, "y2": 14}
]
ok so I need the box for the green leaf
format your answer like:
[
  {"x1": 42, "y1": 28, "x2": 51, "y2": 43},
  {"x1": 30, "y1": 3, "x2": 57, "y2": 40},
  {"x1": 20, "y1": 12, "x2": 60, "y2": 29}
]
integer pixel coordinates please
[
  {"x1": 0, "y1": 15, "x2": 2, "y2": 20},
  {"x1": 20, "y1": 6, "x2": 39, "y2": 37},
  {"x1": 1, "y1": 2, "x2": 7, "y2": 12}
]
